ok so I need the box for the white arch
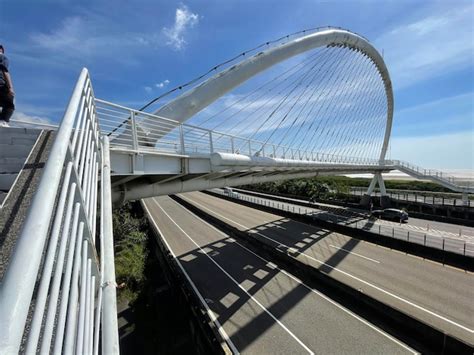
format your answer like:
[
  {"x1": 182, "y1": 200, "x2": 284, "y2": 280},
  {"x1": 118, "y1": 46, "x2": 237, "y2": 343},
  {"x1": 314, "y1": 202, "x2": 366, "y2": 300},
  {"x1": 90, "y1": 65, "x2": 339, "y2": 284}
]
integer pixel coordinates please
[{"x1": 153, "y1": 28, "x2": 394, "y2": 161}]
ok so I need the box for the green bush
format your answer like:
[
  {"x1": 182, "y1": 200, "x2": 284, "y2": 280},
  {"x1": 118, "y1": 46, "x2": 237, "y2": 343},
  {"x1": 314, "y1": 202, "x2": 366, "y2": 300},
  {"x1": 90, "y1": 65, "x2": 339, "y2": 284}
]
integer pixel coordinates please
[
  {"x1": 113, "y1": 202, "x2": 149, "y2": 302},
  {"x1": 243, "y1": 175, "x2": 453, "y2": 201}
]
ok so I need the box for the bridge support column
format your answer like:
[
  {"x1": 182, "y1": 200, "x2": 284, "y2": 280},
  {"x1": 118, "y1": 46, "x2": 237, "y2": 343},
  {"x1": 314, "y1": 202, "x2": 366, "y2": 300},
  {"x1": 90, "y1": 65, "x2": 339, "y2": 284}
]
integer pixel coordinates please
[
  {"x1": 374, "y1": 173, "x2": 391, "y2": 208},
  {"x1": 462, "y1": 192, "x2": 469, "y2": 206},
  {"x1": 360, "y1": 173, "x2": 390, "y2": 208},
  {"x1": 360, "y1": 174, "x2": 378, "y2": 208},
  {"x1": 377, "y1": 173, "x2": 391, "y2": 208}
]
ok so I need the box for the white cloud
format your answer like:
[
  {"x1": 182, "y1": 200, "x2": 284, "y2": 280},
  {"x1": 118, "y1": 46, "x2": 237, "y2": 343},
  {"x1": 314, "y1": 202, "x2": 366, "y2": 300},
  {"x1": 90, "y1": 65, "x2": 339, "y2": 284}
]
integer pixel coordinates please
[
  {"x1": 389, "y1": 131, "x2": 474, "y2": 169},
  {"x1": 163, "y1": 5, "x2": 199, "y2": 50},
  {"x1": 375, "y1": 4, "x2": 474, "y2": 88},
  {"x1": 144, "y1": 86, "x2": 153, "y2": 93},
  {"x1": 392, "y1": 91, "x2": 474, "y2": 136},
  {"x1": 155, "y1": 79, "x2": 170, "y2": 88},
  {"x1": 29, "y1": 16, "x2": 153, "y2": 64},
  {"x1": 12, "y1": 111, "x2": 56, "y2": 128}
]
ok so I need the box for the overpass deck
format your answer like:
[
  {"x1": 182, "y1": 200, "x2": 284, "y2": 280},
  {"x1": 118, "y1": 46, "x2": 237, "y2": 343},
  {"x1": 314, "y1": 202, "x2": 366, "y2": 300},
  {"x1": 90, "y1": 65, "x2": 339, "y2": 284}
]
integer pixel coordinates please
[
  {"x1": 143, "y1": 196, "x2": 415, "y2": 354},
  {"x1": 175, "y1": 191, "x2": 474, "y2": 347}
]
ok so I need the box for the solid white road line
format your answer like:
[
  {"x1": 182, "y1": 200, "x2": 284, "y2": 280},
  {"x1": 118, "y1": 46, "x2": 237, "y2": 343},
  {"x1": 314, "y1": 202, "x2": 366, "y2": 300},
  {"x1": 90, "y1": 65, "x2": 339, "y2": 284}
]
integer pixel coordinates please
[
  {"x1": 152, "y1": 198, "x2": 315, "y2": 355},
  {"x1": 169, "y1": 197, "x2": 417, "y2": 353},
  {"x1": 142, "y1": 200, "x2": 240, "y2": 355},
  {"x1": 218, "y1": 194, "x2": 383, "y2": 264},
  {"x1": 182, "y1": 194, "x2": 474, "y2": 335},
  {"x1": 328, "y1": 245, "x2": 380, "y2": 263}
]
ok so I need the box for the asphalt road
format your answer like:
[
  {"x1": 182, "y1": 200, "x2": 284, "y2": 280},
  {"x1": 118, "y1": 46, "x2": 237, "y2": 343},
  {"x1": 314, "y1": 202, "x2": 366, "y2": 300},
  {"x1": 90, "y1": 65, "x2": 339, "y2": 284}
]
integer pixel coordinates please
[
  {"x1": 233, "y1": 188, "x2": 474, "y2": 240},
  {"x1": 178, "y1": 191, "x2": 474, "y2": 346},
  {"x1": 143, "y1": 196, "x2": 416, "y2": 354},
  {"x1": 226, "y1": 189, "x2": 474, "y2": 256}
]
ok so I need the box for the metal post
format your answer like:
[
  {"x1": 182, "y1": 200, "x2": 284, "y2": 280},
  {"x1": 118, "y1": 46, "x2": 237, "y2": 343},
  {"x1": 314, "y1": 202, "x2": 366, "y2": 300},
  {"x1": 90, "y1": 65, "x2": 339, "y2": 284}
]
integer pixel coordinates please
[
  {"x1": 209, "y1": 131, "x2": 214, "y2": 153},
  {"x1": 130, "y1": 111, "x2": 139, "y2": 150},
  {"x1": 230, "y1": 137, "x2": 234, "y2": 153},
  {"x1": 179, "y1": 125, "x2": 185, "y2": 154},
  {"x1": 101, "y1": 137, "x2": 120, "y2": 354}
]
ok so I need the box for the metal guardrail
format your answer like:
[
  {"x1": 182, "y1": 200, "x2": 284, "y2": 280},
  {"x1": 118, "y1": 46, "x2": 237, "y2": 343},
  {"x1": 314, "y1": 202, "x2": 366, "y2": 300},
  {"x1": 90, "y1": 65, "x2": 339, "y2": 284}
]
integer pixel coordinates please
[
  {"x1": 212, "y1": 188, "x2": 474, "y2": 257},
  {"x1": 95, "y1": 98, "x2": 381, "y2": 166},
  {"x1": 386, "y1": 159, "x2": 473, "y2": 189},
  {"x1": 0, "y1": 68, "x2": 119, "y2": 354},
  {"x1": 350, "y1": 187, "x2": 473, "y2": 207}
]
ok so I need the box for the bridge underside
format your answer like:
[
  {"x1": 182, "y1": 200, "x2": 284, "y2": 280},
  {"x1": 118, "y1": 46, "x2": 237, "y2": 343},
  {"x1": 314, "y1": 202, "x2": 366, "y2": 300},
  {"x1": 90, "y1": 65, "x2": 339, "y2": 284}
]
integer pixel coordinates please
[{"x1": 110, "y1": 149, "x2": 393, "y2": 203}]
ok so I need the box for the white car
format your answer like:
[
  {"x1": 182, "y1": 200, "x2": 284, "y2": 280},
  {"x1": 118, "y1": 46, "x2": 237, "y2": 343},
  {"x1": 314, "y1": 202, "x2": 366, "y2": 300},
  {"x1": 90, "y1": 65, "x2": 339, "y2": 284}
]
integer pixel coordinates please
[{"x1": 223, "y1": 187, "x2": 238, "y2": 198}]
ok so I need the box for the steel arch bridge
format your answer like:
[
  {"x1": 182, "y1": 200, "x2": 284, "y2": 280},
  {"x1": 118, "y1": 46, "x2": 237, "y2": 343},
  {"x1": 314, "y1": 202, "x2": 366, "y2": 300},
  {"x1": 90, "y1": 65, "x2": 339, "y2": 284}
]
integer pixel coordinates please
[
  {"x1": 99, "y1": 27, "x2": 471, "y2": 202},
  {"x1": 1, "y1": 27, "x2": 473, "y2": 355}
]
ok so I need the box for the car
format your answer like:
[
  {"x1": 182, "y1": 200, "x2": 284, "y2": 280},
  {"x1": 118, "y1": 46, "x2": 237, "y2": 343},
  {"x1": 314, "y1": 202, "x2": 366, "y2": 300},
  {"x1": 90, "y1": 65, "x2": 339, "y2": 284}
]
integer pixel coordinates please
[
  {"x1": 371, "y1": 208, "x2": 409, "y2": 222},
  {"x1": 223, "y1": 187, "x2": 238, "y2": 198}
]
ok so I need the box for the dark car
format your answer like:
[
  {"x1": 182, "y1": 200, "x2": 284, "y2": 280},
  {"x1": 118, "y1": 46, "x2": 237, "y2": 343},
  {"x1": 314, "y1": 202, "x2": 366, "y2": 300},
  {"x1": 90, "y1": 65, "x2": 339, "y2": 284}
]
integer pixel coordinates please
[{"x1": 371, "y1": 208, "x2": 409, "y2": 222}]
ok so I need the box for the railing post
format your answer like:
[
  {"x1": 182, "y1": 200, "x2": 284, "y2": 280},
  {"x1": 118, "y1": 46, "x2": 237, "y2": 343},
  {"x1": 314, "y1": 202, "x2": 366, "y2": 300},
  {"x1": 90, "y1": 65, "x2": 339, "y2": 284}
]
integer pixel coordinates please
[
  {"x1": 209, "y1": 130, "x2": 214, "y2": 153},
  {"x1": 101, "y1": 137, "x2": 120, "y2": 354},
  {"x1": 231, "y1": 137, "x2": 235, "y2": 153},
  {"x1": 248, "y1": 140, "x2": 252, "y2": 155},
  {"x1": 130, "y1": 111, "x2": 139, "y2": 151},
  {"x1": 179, "y1": 125, "x2": 185, "y2": 154}
]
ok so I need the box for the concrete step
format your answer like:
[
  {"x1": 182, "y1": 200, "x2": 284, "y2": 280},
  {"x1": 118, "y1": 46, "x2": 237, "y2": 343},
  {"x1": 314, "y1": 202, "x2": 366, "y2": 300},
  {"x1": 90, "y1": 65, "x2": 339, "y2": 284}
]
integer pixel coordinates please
[
  {"x1": 0, "y1": 127, "x2": 41, "y2": 145},
  {"x1": 0, "y1": 126, "x2": 41, "y2": 136},
  {"x1": 0, "y1": 144, "x2": 36, "y2": 159},
  {"x1": 0, "y1": 191, "x2": 7, "y2": 206},
  {"x1": 0, "y1": 164, "x2": 24, "y2": 174},
  {"x1": 0, "y1": 130, "x2": 56, "y2": 280},
  {"x1": 0, "y1": 173, "x2": 17, "y2": 190},
  {"x1": 0, "y1": 157, "x2": 27, "y2": 165}
]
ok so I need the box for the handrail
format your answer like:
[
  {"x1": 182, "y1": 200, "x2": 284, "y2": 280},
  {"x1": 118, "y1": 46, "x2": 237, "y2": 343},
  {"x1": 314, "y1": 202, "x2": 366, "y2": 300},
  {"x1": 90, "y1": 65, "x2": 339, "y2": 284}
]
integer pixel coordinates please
[
  {"x1": 387, "y1": 159, "x2": 473, "y2": 190},
  {"x1": 0, "y1": 68, "x2": 119, "y2": 354},
  {"x1": 96, "y1": 98, "x2": 382, "y2": 167}
]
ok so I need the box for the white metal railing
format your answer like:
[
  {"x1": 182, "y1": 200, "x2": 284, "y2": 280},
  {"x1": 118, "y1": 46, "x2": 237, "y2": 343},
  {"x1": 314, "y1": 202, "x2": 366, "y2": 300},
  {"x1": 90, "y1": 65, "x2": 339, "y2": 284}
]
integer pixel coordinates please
[
  {"x1": 386, "y1": 159, "x2": 473, "y2": 190},
  {"x1": 213, "y1": 188, "x2": 474, "y2": 257},
  {"x1": 95, "y1": 98, "x2": 381, "y2": 166},
  {"x1": 0, "y1": 68, "x2": 119, "y2": 354},
  {"x1": 350, "y1": 187, "x2": 473, "y2": 207}
]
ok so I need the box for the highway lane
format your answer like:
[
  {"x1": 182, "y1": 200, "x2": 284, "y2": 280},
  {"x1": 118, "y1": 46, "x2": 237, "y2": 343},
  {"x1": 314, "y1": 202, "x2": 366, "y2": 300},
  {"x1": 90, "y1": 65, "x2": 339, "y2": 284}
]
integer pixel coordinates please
[
  {"x1": 225, "y1": 189, "x2": 473, "y2": 255},
  {"x1": 232, "y1": 188, "x2": 474, "y2": 241},
  {"x1": 143, "y1": 196, "x2": 416, "y2": 354},
  {"x1": 179, "y1": 191, "x2": 474, "y2": 346}
]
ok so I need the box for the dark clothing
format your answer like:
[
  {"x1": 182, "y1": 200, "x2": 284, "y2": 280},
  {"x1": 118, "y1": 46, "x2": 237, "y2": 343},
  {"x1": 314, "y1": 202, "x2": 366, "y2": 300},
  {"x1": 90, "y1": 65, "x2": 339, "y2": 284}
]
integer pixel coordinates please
[
  {"x1": 0, "y1": 87, "x2": 14, "y2": 122},
  {"x1": 0, "y1": 53, "x2": 14, "y2": 122},
  {"x1": 0, "y1": 53, "x2": 9, "y2": 87}
]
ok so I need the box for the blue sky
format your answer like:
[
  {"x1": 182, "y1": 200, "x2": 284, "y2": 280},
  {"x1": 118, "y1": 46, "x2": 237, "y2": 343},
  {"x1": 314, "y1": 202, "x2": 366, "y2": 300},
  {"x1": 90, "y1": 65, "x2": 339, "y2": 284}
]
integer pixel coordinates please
[{"x1": 0, "y1": 0, "x2": 473, "y2": 169}]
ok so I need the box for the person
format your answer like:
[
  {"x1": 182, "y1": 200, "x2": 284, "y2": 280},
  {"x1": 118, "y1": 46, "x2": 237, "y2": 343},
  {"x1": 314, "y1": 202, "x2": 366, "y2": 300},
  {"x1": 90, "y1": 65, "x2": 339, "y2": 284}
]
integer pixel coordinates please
[{"x1": 0, "y1": 44, "x2": 15, "y2": 127}]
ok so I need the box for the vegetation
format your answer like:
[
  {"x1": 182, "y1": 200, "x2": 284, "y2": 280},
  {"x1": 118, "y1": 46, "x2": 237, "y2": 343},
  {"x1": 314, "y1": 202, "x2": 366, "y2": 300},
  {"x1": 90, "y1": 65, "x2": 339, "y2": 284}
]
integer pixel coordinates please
[
  {"x1": 113, "y1": 202, "x2": 149, "y2": 302},
  {"x1": 243, "y1": 175, "x2": 453, "y2": 201}
]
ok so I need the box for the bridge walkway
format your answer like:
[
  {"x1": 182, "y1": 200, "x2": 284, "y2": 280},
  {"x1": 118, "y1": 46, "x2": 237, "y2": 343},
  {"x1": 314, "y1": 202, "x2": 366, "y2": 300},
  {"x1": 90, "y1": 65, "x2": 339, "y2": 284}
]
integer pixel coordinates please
[{"x1": 0, "y1": 129, "x2": 55, "y2": 280}]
